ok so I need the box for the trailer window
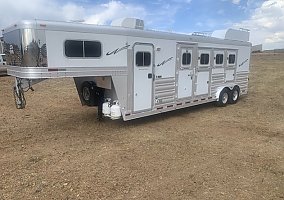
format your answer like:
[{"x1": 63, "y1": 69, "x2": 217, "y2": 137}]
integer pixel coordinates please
[
  {"x1": 65, "y1": 40, "x2": 83, "y2": 57},
  {"x1": 136, "y1": 52, "x2": 151, "y2": 66},
  {"x1": 182, "y1": 53, "x2": 191, "y2": 65},
  {"x1": 200, "y1": 53, "x2": 209, "y2": 65},
  {"x1": 2, "y1": 55, "x2": 6, "y2": 62},
  {"x1": 84, "y1": 41, "x2": 101, "y2": 57},
  {"x1": 65, "y1": 40, "x2": 102, "y2": 58},
  {"x1": 215, "y1": 54, "x2": 223, "y2": 65},
  {"x1": 229, "y1": 54, "x2": 236, "y2": 64}
]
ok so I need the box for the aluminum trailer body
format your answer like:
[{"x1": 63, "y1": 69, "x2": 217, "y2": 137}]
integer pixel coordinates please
[{"x1": 2, "y1": 19, "x2": 251, "y2": 120}]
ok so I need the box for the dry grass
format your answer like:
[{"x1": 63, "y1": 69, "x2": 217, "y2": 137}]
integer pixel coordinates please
[{"x1": 0, "y1": 53, "x2": 283, "y2": 199}]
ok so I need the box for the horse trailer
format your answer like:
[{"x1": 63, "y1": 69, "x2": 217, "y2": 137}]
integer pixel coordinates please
[{"x1": 2, "y1": 18, "x2": 251, "y2": 120}]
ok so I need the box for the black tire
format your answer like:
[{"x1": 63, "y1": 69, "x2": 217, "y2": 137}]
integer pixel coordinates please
[
  {"x1": 229, "y1": 86, "x2": 240, "y2": 104},
  {"x1": 216, "y1": 88, "x2": 229, "y2": 107},
  {"x1": 81, "y1": 81, "x2": 96, "y2": 106}
]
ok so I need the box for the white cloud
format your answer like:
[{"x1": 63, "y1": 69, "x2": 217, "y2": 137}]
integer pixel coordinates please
[
  {"x1": 232, "y1": 0, "x2": 241, "y2": 5},
  {"x1": 85, "y1": 1, "x2": 146, "y2": 25},
  {"x1": 233, "y1": 0, "x2": 284, "y2": 49},
  {"x1": 0, "y1": 0, "x2": 62, "y2": 28},
  {"x1": 221, "y1": 0, "x2": 241, "y2": 5},
  {"x1": 172, "y1": 0, "x2": 192, "y2": 3},
  {"x1": 62, "y1": 3, "x2": 85, "y2": 22},
  {"x1": 0, "y1": 0, "x2": 147, "y2": 34}
]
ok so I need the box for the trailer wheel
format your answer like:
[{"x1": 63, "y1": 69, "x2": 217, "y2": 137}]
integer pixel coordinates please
[
  {"x1": 229, "y1": 86, "x2": 240, "y2": 104},
  {"x1": 81, "y1": 81, "x2": 96, "y2": 106},
  {"x1": 216, "y1": 88, "x2": 229, "y2": 107}
]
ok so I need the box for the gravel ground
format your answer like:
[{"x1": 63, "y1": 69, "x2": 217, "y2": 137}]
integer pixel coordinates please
[{"x1": 0, "y1": 53, "x2": 283, "y2": 200}]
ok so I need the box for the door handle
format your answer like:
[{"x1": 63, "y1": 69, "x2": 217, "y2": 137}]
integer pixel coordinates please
[{"x1": 148, "y1": 73, "x2": 153, "y2": 79}]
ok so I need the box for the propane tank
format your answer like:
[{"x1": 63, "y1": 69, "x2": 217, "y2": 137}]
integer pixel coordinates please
[
  {"x1": 102, "y1": 98, "x2": 111, "y2": 117},
  {"x1": 110, "y1": 100, "x2": 121, "y2": 120}
]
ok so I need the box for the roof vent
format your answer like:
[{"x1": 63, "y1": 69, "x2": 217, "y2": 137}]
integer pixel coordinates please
[
  {"x1": 225, "y1": 28, "x2": 250, "y2": 42},
  {"x1": 111, "y1": 18, "x2": 144, "y2": 30},
  {"x1": 212, "y1": 28, "x2": 250, "y2": 42}
]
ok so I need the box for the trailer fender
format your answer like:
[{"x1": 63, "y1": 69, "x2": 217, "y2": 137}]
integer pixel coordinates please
[{"x1": 215, "y1": 85, "x2": 235, "y2": 100}]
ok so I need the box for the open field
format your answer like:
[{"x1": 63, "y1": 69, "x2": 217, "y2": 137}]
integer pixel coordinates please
[{"x1": 0, "y1": 53, "x2": 283, "y2": 199}]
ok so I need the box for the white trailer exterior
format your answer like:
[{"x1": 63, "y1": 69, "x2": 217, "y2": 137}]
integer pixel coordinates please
[{"x1": 2, "y1": 19, "x2": 251, "y2": 120}]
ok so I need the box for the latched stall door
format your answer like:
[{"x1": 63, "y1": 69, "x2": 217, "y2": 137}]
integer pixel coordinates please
[
  {"x1": 226, "y1": 50, "x2": 237, "y2": 82},
  {"x1": 176, "y1": 44, "x2": 197, "y2": 99},
  {"x1": 133, "y1": 44, "x2": 154, "y2": 112},
  {"x1": 195, "y1": 49, "x2": 210, "y2": 96}
]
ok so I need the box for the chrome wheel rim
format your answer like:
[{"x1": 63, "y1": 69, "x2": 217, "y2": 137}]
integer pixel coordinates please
[
  {"x1": 222, "y1": 92, "x2": 228, "y2": 104},
  {"x1": 82, "y1": 87, "x2": 90, "y2": 101},
  {"x1": 232, "y1": 90, "x2": 238, "y2": 101}
]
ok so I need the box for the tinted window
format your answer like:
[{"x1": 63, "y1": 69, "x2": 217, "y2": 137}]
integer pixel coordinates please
[
  {"x1": 200, "y1": 53, "x2": 209, "y2": 65},
  {"x1": 136, "y1": 51, "x2": 151, "y2": 66},
  {"x1": 136, "y1": 52, "x2": 143, "y2": 66},
  {"x1": 144, "y1": 52, "x2": 151, "y2": 66},
  {"x1": 216, "y1": 54, "x2": 223, "y2": 65},
  {"x1": 182, "y1": 53, "x2": 191, "y2": 65},
  {"x1": 65, "y1": 40, "x2": 102, "y2": 58},
  {"x1": 84, "y1": 41, "x2": 101, "y2": 57},
  {"x1": 229, "y1": 54, "x2": 236, "y2": 64},
  {"x1": 65, "y1": 40, "x2": 83, "y2": 57}
]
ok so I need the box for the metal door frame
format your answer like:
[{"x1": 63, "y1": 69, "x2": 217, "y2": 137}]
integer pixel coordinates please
[
  {"x1": 176, "y1": 42, "x2": 198, "y2": 100},
  {"x1": 132, "y1": 42, "x2": 155, "y2": 113},
  {"x1": 195, "y1": 48, "x2": 212, "y2": 97}
]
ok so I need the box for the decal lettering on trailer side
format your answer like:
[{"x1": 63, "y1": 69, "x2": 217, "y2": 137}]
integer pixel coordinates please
[
  {"x1": 157, "y1": 57, "x2": 174, "y2": 67},
  {"x1": 106, "y1": 45, "x2": 130, "y2": 56},
  {"x1": 239, "y1": 58, "x2": 249, "y2": 67}
]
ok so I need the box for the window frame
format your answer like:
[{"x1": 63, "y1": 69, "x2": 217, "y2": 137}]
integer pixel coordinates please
[
  {"x1": 198, "y1": 50, "x2": 210, "y2": 67},
  {"x1": 214, "y1": 51, "x2": 224, "y2": 67},
  {"x1": 64, "y1": 39, "x2": 102, "y2": 59},
  {"x1": 181, "y1": 49, "x2": 192, "y2": 68},
  {"x1": 227, "y1": 52, "x2": 237, "y2": 66},
  {"x1": 84, "y1": 40, "x2": 102, "y2": 58},
  {"x1": 135, "y1": 51, "x2": 152, "y2": 67}
]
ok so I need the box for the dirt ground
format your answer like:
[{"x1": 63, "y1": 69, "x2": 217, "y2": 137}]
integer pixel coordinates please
[{"x1": 0, "y1": 53, "x2": 283, "y2": 200}]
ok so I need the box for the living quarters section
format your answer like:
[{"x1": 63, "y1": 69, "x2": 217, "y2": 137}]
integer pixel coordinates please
[{"x1": 45, "y1": 30, "x2": 128, "y2": 76}]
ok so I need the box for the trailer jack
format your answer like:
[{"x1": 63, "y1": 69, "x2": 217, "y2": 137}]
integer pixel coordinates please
[
  {"x1": 13, "y1": 78, "x2": 38, "y2": 109},
  {"x1": 13, "y1": 78, "x2": 27, "y2": 109}
]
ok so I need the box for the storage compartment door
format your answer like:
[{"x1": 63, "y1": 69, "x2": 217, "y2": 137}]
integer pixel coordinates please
[{"x1": 225, "y1": 69, "x2": 235, "y2": 81}]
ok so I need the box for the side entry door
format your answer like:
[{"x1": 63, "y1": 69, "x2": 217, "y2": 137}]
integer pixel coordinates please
[{"x1": 133, "y1": 43, "x2": 154, "y2": 112}]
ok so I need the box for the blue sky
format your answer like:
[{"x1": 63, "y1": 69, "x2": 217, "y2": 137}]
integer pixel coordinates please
[{"x1": 0, "y1": 0, "x2": 283, "y2": 49}]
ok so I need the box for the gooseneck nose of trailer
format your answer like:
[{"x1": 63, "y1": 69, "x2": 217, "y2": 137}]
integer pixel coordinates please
[{"x1": 3, "y1": 27, "x2": 48, "y2": 68}]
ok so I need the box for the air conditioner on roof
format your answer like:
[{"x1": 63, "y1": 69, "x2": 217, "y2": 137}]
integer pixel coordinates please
[{"x1": 111, "y1": 18, "x2": 144, "y2": 30}]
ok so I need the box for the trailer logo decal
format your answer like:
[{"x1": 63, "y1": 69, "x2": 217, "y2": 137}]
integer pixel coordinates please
[
  {"x1": 106, "y1": 45, "x2": 130, "y2": 56},
  {"x1": 157, "y1": 57, "x2": 173, "y2": 67},
  {"x1": 239, "y1": 58, "x2": 248, "y2": 67}
]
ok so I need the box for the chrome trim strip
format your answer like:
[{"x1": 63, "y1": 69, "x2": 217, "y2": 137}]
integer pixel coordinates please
[
  {"x1": 124, "y1": 98, "x2": 216, "y2": 121},
  {"x1": 7, "y1": 66, "x2": 128, "y2": 79}
]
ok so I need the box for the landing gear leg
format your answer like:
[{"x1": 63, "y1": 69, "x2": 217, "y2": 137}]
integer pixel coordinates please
[{"x1": 13, "y1": 78, "x2": 26, "y2": 109}]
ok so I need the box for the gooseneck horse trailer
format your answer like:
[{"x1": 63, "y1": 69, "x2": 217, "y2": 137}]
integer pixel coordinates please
[{"x1": 3, "y1": 18, "x2": 251, "y2": 120}]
